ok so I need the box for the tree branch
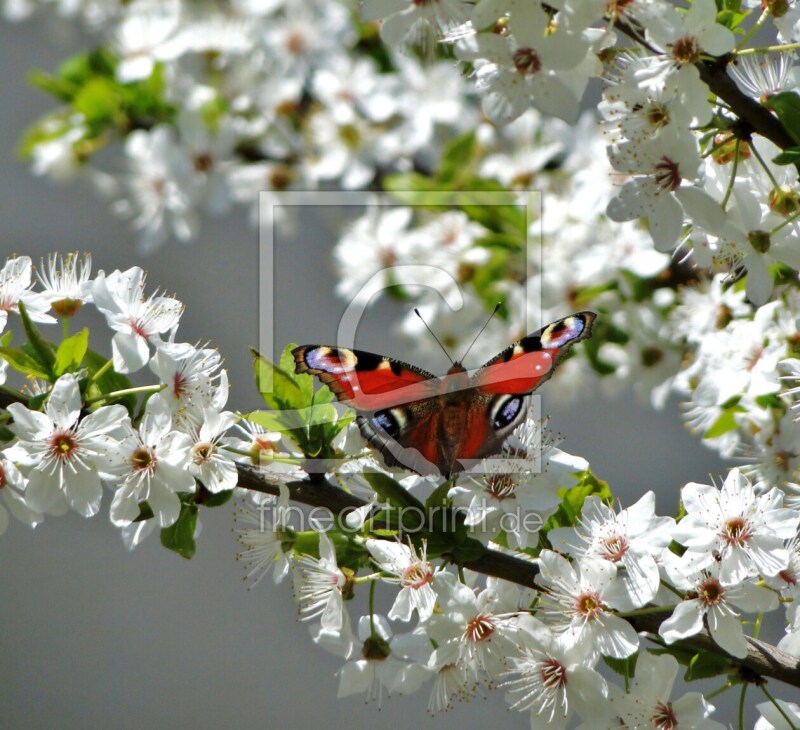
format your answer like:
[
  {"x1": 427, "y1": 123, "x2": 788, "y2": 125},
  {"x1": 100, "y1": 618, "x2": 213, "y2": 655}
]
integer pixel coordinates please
[
  {"x1": 2, "y1": 391, "x2": 798, "y2": 689},
  {"x1": 613, "y1": 20, "x2": 795, "y2": 150},
  {"x1": 234, "y1": 462, "x2": 800, "y2": 690}
]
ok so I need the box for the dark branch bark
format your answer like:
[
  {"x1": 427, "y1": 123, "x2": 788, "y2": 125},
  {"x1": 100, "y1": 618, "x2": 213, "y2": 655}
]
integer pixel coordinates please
[
  {"x1": 696, "y1": 56, "x2": 795, "y2": 149},
  {"x1": 613, "y1": 20, "x2": 796, "y2": 151}
]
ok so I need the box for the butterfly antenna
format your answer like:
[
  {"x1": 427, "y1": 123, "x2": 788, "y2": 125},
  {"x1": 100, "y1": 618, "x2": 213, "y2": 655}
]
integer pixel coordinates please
[
  {"x1": 414, "y1": 308, "x2": 454, "y2": 365},
  {"x1": 459, "y1": 302, "x2": 501, "y2": 365}
]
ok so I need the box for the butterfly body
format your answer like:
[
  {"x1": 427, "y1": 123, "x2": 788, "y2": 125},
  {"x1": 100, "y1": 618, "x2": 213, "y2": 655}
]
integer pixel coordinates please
[{"x1": 293, "y1": 311, "x2": 596, "y2": 477}]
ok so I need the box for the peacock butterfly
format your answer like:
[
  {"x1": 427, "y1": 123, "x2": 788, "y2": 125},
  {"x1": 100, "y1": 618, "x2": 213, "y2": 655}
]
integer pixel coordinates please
[{"x1": 293, "y1": 311, "x2": 596, "y2": 477}]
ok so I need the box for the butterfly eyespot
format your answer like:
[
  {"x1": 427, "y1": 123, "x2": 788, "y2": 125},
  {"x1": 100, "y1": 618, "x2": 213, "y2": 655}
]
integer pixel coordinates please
[
  {"x1": 373, "y1": 409, "x2": 403, "y2": 438},
  {"x1": 491, "y1": 395, "x2": 523, "y2": 430}
]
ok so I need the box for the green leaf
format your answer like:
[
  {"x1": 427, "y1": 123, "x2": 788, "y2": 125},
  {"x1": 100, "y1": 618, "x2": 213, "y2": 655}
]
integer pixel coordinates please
[
  {"x1": 27, "y1": 70, "x2": 78, "y2": 102},
  {"x1": 54, "y1": 328, "x2": 89, "y2": 376},
  {"x1": 543, "y1": 469, "x2": 613, "y2": 534},
  {"x1": 160, "y1": 503, "x2": 198, "y2": 559},
  {"x1": 17, "y1": 301, "x2": 55, "y2": 378},
  {"x1": 603, "y1": 652, "x2": 638, "y2": 678},
  {"x1": 450, "y1": 536, "x2": 486, "y2": 563},
  {"x1": 773, "y1": 147, "x2": 800, "y2": 166},
  {"x1": 754, "y1": 392, "x2": 785, "y2": 409},
  {"x1": 241, "y1": 410, "x2": 290, "y2": 433},
  {"x1": 74, "y1": 77, "x2": 121, "y2": 126},
  {"x1": 684, "y1": 651, "x2": 733, "y2": 681},
  {"x1": 0, "y1": 346, "x2": 51, "y2": 379},
  {"x1": 703, "y1": 405, "x2": 745, "y2": 439},
  {"x1": 252, "y1": 347, "x2": 305, "y2": 412},
  {"x1": 364, "y1": 472, "x2": 426, "y2": 514},
  {"x1": 765, "y1": 92, "x2": 800, "y2": 146},
  {"x1": 83, "y1": 349, "x2": 137, "y2": 415},
  {"x1": 439, "y1": 130, "x2": 477, "y2": 183},
  {"x1": 425, "y1": 478, "x2": 455, "y2": 510},
  {"x1": 199, "y1": 489, "x2": 234, "y2": 508}
]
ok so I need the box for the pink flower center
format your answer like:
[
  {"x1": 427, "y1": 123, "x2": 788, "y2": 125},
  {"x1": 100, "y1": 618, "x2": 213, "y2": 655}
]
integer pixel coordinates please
[
  {"x1": 575, "y1": 591, "x2": 603, "y2": 620},
  {"x1": 671, "y1": 36, "x2": 701, "y2": 64},
  {"x1": 513, "y1": 48, "x2": 542, "y2": 75},
  {"x1": 540, "y1": 657, "x2": 567, "y2": 691},
  {"x1": 131, "y1": 445, "x2": 157, "y2": 473},
  {"x1": 465, "y1": 613, "x2": 496, "y2": 643},
  {"x1": 778, "y1": 567, "x2": 797, "y2": 586},
  {"x1": 401, "y1": 561, "x2": 433, "y2": 589},
  {"x1": 49, "y1": 430, "x2": 79, "y2": 461},
  {"x1": 486, "y1": 473, "x2": 516, "y2": 500},
  {"x1": 601, "y1": 534, "x2": 629, "y2": 562},
  {"x1": 722, "y1": 516, "x2": 752, "y2": 547},
  {"x1": 129, "y1": 318, "x2": 150, "y2": 339},
  {"x1": 698, "y1": 576, "x2": 725, "y2": 605},
  {"x1": 0, "y1": 464, "x2": 6, "y2": 489},
  {"x1": 172, "y1": 371, "x2": 188, "y2": 399},
  {"x1": 651, "y1": 701, "x2": 678, "y2": 730},
  {"x1": 653, "y1": 155, "x2": 681, "y2": 191}
]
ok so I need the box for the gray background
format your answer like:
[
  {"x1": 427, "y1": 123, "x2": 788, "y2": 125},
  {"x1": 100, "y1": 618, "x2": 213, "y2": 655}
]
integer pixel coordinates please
[{"x1": 0, "y1": 19, "x2": 735, "y2": 729}]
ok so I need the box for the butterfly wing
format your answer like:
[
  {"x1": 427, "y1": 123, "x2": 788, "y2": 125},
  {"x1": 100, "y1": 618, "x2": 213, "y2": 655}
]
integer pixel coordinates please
[
  {"x1": 451, "y1": 312, "x2": 597, "y2": 472},
  {"x1": 293, "y1": 345, "x2": 445, "y2": 474},
  {"x1": 293, "y1": 345, "x2": 437, "y2": 409},
  {"x1": 473, "y1": 311, "x2": 596, "y2": 395}
]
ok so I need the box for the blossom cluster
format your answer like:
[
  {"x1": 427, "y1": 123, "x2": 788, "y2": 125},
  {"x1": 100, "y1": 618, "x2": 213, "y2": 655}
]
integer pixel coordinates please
[
  {"x1": 237, "y1": 463, "x2": 800, "y2": 728},
  {"x1": 3, "y1": 0, "x2": 477, "y2": 251},
  {"x1": 0, "y1": 254, "x2": 235, "y2": 545}
]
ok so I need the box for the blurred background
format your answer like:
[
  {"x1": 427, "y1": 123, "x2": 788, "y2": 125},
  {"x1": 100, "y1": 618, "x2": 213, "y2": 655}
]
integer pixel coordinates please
[{"x1": 0, "y1": 18, "x2": 736, "y2": 730}]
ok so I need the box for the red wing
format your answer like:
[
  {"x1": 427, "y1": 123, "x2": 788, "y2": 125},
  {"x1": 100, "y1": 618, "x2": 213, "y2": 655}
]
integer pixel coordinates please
[
  {"x1": 292, "y1": 345, "x2": 438, "y2": 411},
  {"x1": 474, "y1": 312, "x2": 596, "y2": 395}
]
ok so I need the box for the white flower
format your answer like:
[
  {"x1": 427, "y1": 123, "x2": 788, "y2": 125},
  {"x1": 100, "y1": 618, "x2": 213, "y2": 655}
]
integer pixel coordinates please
[
  {"x1": 0, "y1": 456, "x2": 43, "y2": 535},
  {"x1": 0, "y1": 255, "x2": 54, "y2": 333},
  {"x1": 503, "y1": 617, "x2": 609, "y2": 730},
  {"x1": 673, "y1": 469, "x2": 799, "y2": 583},
  {"x1": 678, "y1": 185, "x2": 800, "y2": 306},
  {"x1": 4, "y1": 374, "x2": 128, "y2": 517},
  {"x1": 612, "y1": 652, "x2": 725, "y2": 730},
  {"x1": 548, "y1": 492, "x2": 675, "y2": 611},
  {"x1": 113, "y1": 126, "x2": 200, "y2": 251},
  {"x1": 428, "y1": 572, "x2": 533, "y2": 682},
  {"x1": 36, "y1": 252, "x2": 93, "y2": 318},
  {"x1": 365, "y1": 539, "x2": 437, "y2": 621},
  {"x1": 107, "y1": 404, "x2": 194, "y2": 528},
  {"x1": 293, "y1": 529, "x2": 349, "y2": 631},
  {"x1": 148, "y1": 341, "x2": 228, "y2": 424},
  {"x1": 30, "y1": 123, "x2": 87, "y2": 182},
  {"x1": 187, "y1": 409, "x2": 238, "y2": 493},
  {"x1": 113, "y1": 0, "x2": 182, "y2": 83},
  {"x1": 645, "y1": 0, "x2": 735, "y2": 63},
  {"x1": 363, "y1": 0, "x2": 471, "y2": 53},
  {"x1": 449, "y1": 439, "x2": 581, "y2": 549},
  {"x1": 460, "y1": 2, "x2": 591, "y2": 124},
  {"x1": 235, "y1": 493, "x2": 292, "y2": 586},
  {"x1": 333, "y1": 202, "x2": 414, "y2": 301},
  {"x1": 607, "y1": 131, "x2": 701, "y2": 251},
  {"x1": 659, "y1": 552, "x2": 778, "y2": 658},
  {"x1": 337, "y1": 615, "x2": 432, "y2": 702},
  {"x1": 92, "y1": 266, "x2": 184, "y2": 373},
  {"x1": 536, "y1": 550, "x2": 639, "y2": 660}
]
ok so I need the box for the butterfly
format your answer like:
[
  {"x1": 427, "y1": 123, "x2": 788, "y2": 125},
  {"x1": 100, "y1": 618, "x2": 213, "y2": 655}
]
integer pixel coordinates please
[{"x1": 293, "y1": 311, "x2": 596, "y2": 477}]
